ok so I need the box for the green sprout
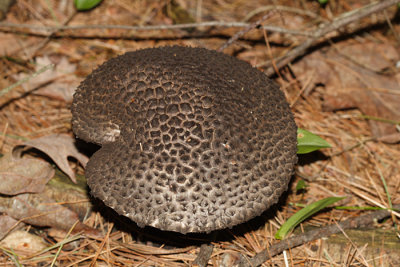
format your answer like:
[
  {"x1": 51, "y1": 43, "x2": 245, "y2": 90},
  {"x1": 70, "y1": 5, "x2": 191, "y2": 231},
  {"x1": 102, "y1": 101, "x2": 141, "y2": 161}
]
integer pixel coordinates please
[
  {"x1": 275, "y1": 197, "x2": 345, "y2": 240},
  {"x1": 274, "y1": 128, "x2": 335, "y2": 239},
  {"x1": 74, "y1": 0, "x2": 103, "y2": 11},
  {"x1": 297, "y1": 128, "x2": 331, "y2": 154}
]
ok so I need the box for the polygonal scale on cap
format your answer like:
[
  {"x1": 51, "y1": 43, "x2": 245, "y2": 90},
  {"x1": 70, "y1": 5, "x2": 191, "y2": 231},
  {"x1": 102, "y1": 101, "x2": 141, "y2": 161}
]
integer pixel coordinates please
[{"x1": 71, "y1": 46, "x2": 297, "y2": 234}]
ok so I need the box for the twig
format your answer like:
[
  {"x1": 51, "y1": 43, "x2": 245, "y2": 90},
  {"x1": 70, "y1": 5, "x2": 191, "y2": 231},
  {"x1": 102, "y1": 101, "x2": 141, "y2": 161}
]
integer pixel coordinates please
[
  {"x1": 218, "y1": 11, "x2": 275, "y2": 52},
  {"x1": 263, "y1": 0, "x2": 400, "y2": 76},
  {"x1": 0, "y1": 21, "x2": 312, "y2": 37},
  {"x1": 238, "y1": 203, "x2": 400, "y2": 267}
]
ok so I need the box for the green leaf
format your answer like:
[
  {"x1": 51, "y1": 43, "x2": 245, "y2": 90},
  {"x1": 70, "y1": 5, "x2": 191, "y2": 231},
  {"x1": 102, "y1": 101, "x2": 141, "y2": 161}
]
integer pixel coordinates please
[
  {"x1": 318, "y1": 0, "x2": 329, "y2": 4},
  {"x1": 295, "y1": 179, "x2": 307, "y2": 193},
  {"x1": 275, "y1": 197, "x2": 345, "y2": 240},
  {"x1": 74, "y1": 0, "x2": 102, "y2": 11},
  {"x1": 297, "y1": 128, "x2": 331, "y2": 154}
]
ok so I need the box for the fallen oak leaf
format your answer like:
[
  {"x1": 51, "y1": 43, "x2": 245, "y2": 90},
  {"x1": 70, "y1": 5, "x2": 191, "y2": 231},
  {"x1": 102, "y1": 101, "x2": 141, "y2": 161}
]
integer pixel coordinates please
[
  {"x1": 0, "y1": 138, "x2": 97, "y2": 236},
  {"x1": 0, "y1": 138, "x2": 91, "y2": 217},
  {"x1": 13, "y1": 134, "x2": 88, "y2": 183}
]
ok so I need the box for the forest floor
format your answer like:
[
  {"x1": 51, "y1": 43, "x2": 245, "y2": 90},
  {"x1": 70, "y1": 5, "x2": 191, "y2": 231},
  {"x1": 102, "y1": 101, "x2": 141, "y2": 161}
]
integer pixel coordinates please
[{"x1": 0, "y1": 0, "x2": 399, "y2": 266}]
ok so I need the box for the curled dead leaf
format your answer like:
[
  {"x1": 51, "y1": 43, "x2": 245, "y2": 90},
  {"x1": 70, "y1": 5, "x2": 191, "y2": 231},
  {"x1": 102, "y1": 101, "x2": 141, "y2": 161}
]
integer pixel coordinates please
[{"x1": 13, "y1": 134, "x2": 88, "y2": 183}]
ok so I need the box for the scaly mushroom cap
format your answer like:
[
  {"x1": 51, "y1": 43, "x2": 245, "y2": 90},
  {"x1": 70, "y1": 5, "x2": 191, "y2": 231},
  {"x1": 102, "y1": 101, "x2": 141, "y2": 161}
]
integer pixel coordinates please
[{"x1": 71, "y1": 46, "x2": 297, "y2": 234}]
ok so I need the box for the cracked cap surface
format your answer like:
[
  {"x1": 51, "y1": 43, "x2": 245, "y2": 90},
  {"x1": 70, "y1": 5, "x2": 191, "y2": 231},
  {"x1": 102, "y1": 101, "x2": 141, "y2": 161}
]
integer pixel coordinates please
[{"x1": 71, "y1": 46, "x2": 297, "y2": 234}]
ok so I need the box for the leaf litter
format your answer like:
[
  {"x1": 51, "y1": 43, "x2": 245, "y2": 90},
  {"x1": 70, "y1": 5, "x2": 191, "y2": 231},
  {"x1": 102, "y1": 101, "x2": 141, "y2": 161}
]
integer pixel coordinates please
[
  {"x1": 292, "y1": 40, "x2": 400, "y2": 143},
  {"x1": 11, "y1": 55, "x2": 79, "y2": 103}
]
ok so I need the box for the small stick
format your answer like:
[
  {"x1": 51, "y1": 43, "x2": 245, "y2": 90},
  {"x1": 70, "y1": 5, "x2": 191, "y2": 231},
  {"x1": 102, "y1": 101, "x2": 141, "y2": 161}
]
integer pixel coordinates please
[
  {"x1": 218, "y1": 11, "x2": 275, "y2": 52},
  {"x1": 0, "y1": 21, "x2": 311, "y2": 37}
]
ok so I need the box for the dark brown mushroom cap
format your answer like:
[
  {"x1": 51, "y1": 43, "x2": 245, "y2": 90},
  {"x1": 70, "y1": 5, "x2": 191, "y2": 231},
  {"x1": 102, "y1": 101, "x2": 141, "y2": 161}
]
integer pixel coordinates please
[{"x1": 71, "y1": 46, "x2": 297, "y2": 234}]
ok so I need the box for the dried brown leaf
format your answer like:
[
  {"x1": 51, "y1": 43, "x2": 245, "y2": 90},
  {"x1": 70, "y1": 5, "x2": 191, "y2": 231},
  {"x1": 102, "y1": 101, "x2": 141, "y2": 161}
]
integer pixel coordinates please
[
  {"x1": 14, "y1": 134, "x2": 89, "y2": 183},
  {"x1": 0, "y1": 156, "x2": 97, "y2": 235},
  {"x1": 0, "y1": 151, "x2": 54, "y2": 195}
]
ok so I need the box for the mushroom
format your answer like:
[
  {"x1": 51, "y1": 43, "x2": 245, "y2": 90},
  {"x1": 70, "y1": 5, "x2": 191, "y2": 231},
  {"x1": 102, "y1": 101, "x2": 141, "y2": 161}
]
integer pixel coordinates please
[{"x1": 71, "y1": 46, "x2": 297, "y2": 234}]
